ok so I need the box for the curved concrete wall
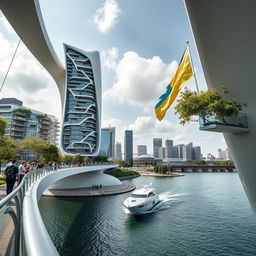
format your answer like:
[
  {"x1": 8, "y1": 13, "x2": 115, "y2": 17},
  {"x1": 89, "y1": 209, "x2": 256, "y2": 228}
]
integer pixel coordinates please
[
  {"x1": 184, "y1": 0, "x2": 256, "y2": 210},
  {"x1": 35, "y1": 165, "x2": 119, "y2": 200},
  {"x1": 49, "y1": 171, "x2": 121, "y2": 189}
]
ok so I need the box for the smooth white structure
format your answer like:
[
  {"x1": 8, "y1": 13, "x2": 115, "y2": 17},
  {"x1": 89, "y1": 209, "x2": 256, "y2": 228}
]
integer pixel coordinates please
[
  {"x1": 23, "y1": 165, "x2": 120, "y2": 256},
  {"x1": 0, "y1": 1, "x2": 101, "y2": 156},
  {"x1": 184, "y1": 0, "x2": 256, "y2": 210}
]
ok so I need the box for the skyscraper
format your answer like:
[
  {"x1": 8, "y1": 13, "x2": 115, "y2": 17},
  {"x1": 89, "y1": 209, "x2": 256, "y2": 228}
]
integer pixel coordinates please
[
  {"x1": 137, "y1": 145, "x2": 147, "y2": 156},
  {"x1": 124, "y1": 130, "x2": 133, "y2": 162},
  {"x1": 165, "y1": 139, "x2": 173, "y2": 158},
  {"x1": 99, "y1": 127, "x2": 115, "y2": 159},
  {"x1": 193, "y1": 146, "x2": 202, "y2": 160},
  {"x1": 153, "y1": 138, "x2": 162, "y2": 158},
  {"x1": 115, "y1": 142, "x2": 122, "y2": 160},
  {"x1": 186, "y1": 142, "x2": 193, "y2": 161},
  {"x1": 176, "y1": 144, "x2": 186, "y2": 159},
  {"x1": 61, "y1": 45, "x2": 101, "y2": 156}
]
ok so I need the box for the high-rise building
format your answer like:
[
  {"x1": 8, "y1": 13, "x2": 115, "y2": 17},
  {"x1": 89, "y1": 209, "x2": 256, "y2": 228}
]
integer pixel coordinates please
[
  {"x1": 153, "y1": 138, "x2": 162, "y2": 158},
  {"x1": 115, "y1": 142, "x2": 122, "y2": 160},
  {"x1": 176, "y1": 144, "x2": 186, "y2": 159},
  {"x1": 137, "y1": 145, "x2": 147, "y2": 156},
  {"x1": 165, "y1": 139, "x2": 173, "y2": 159},
  {"x1": 186, "y1": 142, "x2": 193, "y2": 161},
  {"x1": 172, "y1": 146, "x2": 179, "y2": 158},
  {"x1": 61, "y1": 45, "x2": 101, "y2": 156},
  {"x1": 99, "y1": 127, "x2": 115, "y2": 159},
  {"x1": 0, "y1": 98, "x2": 60, "y2": 160},
  {"x1": 193, "y1": 146, "x2": 201, "y2": 160},
  {"x1": 218, "y1": 148, "x2": 232, "y2": 161},
  {"x1": 218, "y1": 149, "x2": 224, "y2": 159},
  {"x1": 124, "y1": 130, "x2": 133, "y2": 162},
  {"x1": 158, "y1": 147, "x2": 166, "y2": 159}
]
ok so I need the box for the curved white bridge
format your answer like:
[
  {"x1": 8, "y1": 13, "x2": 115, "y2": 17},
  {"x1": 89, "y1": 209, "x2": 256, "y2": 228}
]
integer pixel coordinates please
[
  {"x1": 0, "y1": 165, "x2": 121, "y2": 256},
  {"x1": 24, "y1": 164, "x2": 120, "y2": 256}
]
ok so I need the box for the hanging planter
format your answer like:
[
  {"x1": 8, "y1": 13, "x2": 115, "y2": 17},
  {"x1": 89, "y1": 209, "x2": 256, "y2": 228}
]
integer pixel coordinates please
[{"x1": 174, "y1": 86, "x2": 249, "y2": 134}]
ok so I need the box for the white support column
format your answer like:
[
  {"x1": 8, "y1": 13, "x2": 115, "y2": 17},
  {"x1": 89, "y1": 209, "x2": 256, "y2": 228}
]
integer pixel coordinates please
[{"x1": 184, "y1": 0, "x2": 256, "y2": 210}]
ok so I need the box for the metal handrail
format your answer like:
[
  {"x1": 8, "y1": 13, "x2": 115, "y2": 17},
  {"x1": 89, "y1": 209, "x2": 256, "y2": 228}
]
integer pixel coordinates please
[{"x1": 0, "y1": 166, "x2": 55, "y2": 256}]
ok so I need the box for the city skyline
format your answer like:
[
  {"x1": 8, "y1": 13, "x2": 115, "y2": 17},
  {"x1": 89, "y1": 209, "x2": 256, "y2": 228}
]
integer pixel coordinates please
[
  {"x1": 0, "y1": 0, "x2": 227, "y2": 156},
  {"x1": 100, "y1": 125, "x2": 229, "y2": 160}
]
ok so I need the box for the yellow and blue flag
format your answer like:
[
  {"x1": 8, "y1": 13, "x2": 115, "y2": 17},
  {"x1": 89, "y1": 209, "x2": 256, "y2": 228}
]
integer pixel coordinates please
[{"x1": 155, "y1": 46, "x2": 193, "y2": 121}]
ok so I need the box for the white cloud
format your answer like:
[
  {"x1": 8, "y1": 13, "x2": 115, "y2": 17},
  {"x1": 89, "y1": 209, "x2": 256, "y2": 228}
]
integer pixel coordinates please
[
  {"x1": 0, "y1": 15, "x2": 15, "y2": 34},
  {"x1": 0, "y1": 32, "x2": 61, "y2": 121},
  {"x1": 103, "y1": 51, "x2": 177, "y2": 112},
  {"x1": 102, "y1": 118, "x2": 122, "y2": 128},
  {"x1": 119, "y1": 116, "x2": 189, "y2": 153},
  {"x1": 102, "y1": 47, "x2": 119, "y2": 70},
  {"x1": 93, "y1": 0, "x2": 121, "y2": 33}
]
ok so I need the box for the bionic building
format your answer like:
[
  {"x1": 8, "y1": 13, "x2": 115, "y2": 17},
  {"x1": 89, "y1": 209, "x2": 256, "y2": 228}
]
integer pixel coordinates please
[
  {"x1": 0, "y1": 2, "x2": 101, "y2": 157},
  {"x1": 62, "y1": 45, "x2": 101, "y2": 155}
]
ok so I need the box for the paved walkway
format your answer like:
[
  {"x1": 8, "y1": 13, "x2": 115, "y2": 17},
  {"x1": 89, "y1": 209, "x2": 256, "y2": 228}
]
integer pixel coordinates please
[{"x1": 43, "y1": 183, "x2": 135, "y2": 197}]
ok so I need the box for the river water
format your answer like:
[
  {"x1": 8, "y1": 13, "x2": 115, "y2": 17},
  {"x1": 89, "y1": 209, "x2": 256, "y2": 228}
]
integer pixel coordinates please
[{"x1": 39, "y1": 173, "x2": 256, "y2": 256}]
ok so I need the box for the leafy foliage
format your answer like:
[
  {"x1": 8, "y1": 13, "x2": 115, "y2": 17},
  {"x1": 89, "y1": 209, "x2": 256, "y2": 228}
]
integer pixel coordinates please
[
  {"x1": 41, "y1": 143, "x2": 60, "y2": 162},
  {"x1": 16, "y1": 107, "x2": 32, "y2": 116},
  {"x1": 106, "y1": 168, "x2": 139, "y2": 178},
  {"x1": 19, "y1": 136, "x2": 60, "y2": 162},
  {"x1": 0, "y1": 116, "x2": 7, "y2": 137},
  {"x1": 37, "y1": 113, "x2": 50, "y2": 120},
  {"x1": 191, "y1": 160, "x2": 207, "y2": 165},
  {"x1": 0, "y1": 136, "x2": 17, "y2": 163},
  {"x1": 175, "y1": 86, "x2": 245, "y2": 125},
  {"x1": 74, "y1": 154, "x2": 85, "y2": 163},
  {"x1": 154, "y1": 165, "x2": 173, "y2": 174},
  {"x1": 0, "y1": 117, "x2": 16, "y2": 164},
  {"x1": 94, "y1": 155, "x2": 108, "y2": 162}
]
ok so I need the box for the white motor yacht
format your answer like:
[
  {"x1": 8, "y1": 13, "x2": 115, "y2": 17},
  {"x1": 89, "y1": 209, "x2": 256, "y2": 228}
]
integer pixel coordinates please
[{"x1": 123, "y1": 184, "x2": 160, "y2": 215}]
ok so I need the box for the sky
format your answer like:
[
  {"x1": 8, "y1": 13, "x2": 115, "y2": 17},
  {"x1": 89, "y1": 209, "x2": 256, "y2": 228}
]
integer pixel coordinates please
[{"x1": 0, "y1": 0, "x2": 227, "y2": 156}]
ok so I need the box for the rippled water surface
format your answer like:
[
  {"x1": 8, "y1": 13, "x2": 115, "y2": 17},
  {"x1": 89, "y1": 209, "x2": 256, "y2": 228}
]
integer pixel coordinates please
[{"x1": 39, "y1": 173, "x2": 256, "y2": 256}]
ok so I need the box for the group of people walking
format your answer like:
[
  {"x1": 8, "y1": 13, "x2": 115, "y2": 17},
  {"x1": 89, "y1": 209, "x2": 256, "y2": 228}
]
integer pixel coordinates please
[{"x1": 3, "y1": 159, "x2": 45, "y2": 195}]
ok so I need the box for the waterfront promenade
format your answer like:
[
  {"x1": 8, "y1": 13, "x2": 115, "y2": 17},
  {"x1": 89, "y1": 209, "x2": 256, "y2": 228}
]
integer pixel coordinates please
[{"x1": 129, "y1": 165, "x2": 236, "y2": 173}]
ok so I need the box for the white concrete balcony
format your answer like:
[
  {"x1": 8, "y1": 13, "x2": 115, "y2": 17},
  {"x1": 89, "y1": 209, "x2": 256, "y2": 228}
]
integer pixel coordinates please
[{"x1": 199, "y1": 113, "x2": 249, "y2": 134}]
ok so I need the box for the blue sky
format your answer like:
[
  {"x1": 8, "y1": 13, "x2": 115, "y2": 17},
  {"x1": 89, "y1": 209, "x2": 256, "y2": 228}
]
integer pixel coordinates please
[{"x1": 0, "y1": 0, "x2": 227, "y2": 156}]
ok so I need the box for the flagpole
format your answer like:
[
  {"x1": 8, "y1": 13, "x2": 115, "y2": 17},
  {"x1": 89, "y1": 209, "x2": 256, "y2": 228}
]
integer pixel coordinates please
[{"x1": 186, "y1": 41, "x2": 200, "y2": 94}]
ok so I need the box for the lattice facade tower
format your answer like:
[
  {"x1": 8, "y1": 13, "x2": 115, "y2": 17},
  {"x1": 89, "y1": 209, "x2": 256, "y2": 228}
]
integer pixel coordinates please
[{"x1": 61, "y1": 45, "x2": 101, "y2": 155}]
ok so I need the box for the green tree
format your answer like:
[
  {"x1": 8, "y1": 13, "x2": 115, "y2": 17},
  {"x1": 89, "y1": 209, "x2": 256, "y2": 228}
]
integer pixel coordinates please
[
  {"x1": 191, "y1": 160, "x2": 207, "y2": 165},
  {"x1": 0, "y1": 137, "x2": 17, "y2": 168},
  {"x1": 62, "y1": 154, "x2": 75, "y2": 163},
  {"x1": 20, "y1": 136, "x2": 47, "y2": 154},
  {"x1": 41, "y1": 143, "x2": 60, "y2": 162},
  {"x1": 175, "y1": 86, "x2": 245, "y2": 125},
  {"x1": 94, "y1": 155, "x2": 108, "y2": 162},
  {"x1": 0, "y1": 117, "x2": 17, "y2": 169},
  {"x1": 0, "y1": 116, "x2": 7, "y2": 137},
  {"x1": 74, "y1": 154, "x2": 84, "y2": 163}
]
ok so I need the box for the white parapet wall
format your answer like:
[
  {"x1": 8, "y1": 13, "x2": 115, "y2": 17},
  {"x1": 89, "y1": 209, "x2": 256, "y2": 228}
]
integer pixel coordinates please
[
  {"x1": 184, "y1": 0, "x2": 256, "y2": 211},
  {"x1": 48, "y1": 169, "x2": 121, "y2": 190}
]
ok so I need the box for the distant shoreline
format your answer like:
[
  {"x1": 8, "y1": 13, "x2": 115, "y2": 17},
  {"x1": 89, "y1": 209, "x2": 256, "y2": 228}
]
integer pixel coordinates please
[{"x1": 139, "y1": 171, "x2": 184, "y2": 177}]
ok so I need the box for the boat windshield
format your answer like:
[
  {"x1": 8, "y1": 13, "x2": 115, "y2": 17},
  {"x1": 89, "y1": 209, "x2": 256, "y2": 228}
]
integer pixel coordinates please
[{"x1": 130, "y1": 194, "x2": 147, "y2": 198}]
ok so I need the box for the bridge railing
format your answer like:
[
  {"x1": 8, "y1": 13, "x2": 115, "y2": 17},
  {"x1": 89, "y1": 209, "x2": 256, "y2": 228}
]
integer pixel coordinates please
[{"x1": 0, "y1": 167, "x2": 56, "y2": 256}]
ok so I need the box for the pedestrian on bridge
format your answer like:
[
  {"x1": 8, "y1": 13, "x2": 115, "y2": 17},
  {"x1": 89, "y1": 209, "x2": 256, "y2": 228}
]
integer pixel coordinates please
[{"x1": 4, "y1": 159, "x2": 19, "y2": 195}]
